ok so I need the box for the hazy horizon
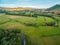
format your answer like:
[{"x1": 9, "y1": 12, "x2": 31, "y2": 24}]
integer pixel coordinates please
[{"x1": 0, "y1": 0, "x2": 60, "y2": 9}]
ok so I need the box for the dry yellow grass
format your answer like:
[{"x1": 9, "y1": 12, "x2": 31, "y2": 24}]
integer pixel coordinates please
[{"x1": 5, "y1": 7, "x2": 33, "y2": 11}]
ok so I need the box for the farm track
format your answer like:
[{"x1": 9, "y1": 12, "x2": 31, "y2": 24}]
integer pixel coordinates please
[
  {"x1": 0, "y1": 18, "x2": 24, "y2": 25},
  {"x1": 0, "y1": 19, "x2": 11, "y2": 25}
]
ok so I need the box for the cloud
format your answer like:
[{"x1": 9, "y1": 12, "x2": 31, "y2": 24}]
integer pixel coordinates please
[
  {"x1": 0, "y1": 0, "x2": 59, "y2": 8},
  {"x1": 55, "y1": 2, "x2": 60, "y2": 4},
  {"x1": 0, "y1": 4, "x2": 49, "y2": 9}
]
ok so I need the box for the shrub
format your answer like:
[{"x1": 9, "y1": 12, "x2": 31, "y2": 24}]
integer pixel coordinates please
[
  {"x1": 44, "y1": 22, "x2": 56, "y2": 26},
  {"x1": 24, "y1": 22, "x2": 39, "y2": 27}
]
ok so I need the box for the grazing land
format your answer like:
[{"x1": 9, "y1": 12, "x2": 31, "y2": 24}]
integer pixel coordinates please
[{"x1": 0, "y1": 12, "x2": 60, "y2": 45}]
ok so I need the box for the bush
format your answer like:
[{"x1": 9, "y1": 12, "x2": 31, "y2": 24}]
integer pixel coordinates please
[
  {"x1": 39, "y1": 14, "x2": 53, "y2": 17},
  {"x1": 24, "y1": 22, "x2": 39, "y2": 27},
  {"x1": 44, "y1": 22, "x2": 56, "y2": 26}
]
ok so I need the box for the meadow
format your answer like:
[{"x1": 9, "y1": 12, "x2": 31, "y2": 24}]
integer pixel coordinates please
[{"x1": 0, "y1": 13, "x2": 60, "y2": 45}]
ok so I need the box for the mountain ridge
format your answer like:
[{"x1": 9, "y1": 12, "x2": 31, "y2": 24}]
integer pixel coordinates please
[{"x1": 47, "y1": 4, "x2": 60, "y2": 11}]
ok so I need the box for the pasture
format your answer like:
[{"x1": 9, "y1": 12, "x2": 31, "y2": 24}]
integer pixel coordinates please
[{"x1": 0, "y1": 13, "x2": 60, "y2": 45}]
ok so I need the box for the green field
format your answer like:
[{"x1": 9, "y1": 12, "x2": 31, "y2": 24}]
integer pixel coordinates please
[{"x1": 0, "y1": 13, "x2": 60, "y2": 45}]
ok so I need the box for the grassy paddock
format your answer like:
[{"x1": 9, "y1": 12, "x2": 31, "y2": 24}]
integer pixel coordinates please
[{"x1": 0, "y1": 13, "x2": 60, "y2": 45}]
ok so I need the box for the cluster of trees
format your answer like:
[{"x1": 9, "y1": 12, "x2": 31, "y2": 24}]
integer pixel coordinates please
[
  {"x1": 0, "y1": 8, "x2": 54, "y2": 17},
  {"x1": 0, "y1": 9, "x2": 6, "y2": 13},
  {"x1": 0, "y1": 29, "x2": 22, "y2": 45},
  {"x1": 5, "y1": 10, "x2": 39, "y2": 17},
  {"x1": 5, "y1": 10, "x2": 54, "y2": 17}
]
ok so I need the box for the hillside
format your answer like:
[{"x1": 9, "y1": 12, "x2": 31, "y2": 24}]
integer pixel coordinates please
[
  {"x1": 47, "y1": 4, "x2": 60, "y2": 11},
  {"x1": 46, "y1": 4, "x2": 60, "y2": 15},
  {"x1": 51, "y1": 8, "x2": 60, "y2": 13}
]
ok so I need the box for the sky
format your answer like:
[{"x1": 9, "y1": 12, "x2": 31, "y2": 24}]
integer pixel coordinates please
[{"x1": 0, "y1": 0, "x2": 60, "y2": 8}]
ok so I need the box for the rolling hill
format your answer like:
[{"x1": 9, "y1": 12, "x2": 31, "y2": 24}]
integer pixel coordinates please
[
  {"x1": 46, "y1": 4, "x2": 60, "y2": 15},
  {"x1": 47, "y1": 4, "x2": 60, "y2": 11}
]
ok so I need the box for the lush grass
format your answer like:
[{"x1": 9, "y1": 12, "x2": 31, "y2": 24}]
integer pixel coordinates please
[
  {"x1": 36, "y1": 16, "x2": 55, "y2": 26},
  {"x1": 0, "y1": 13, "x2": 60, "y2": 45},
  {"x1": 0, "y1": 15, "x2": 11, "y2": 24}
]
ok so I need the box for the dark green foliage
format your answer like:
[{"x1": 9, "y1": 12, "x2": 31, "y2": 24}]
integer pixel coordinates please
[
  {"x1": 0, "y1": 9, "x2": 6, "y2": 13},
  {"x1": 4, "y1": 10, "x2": 39, "y2": 17},
  {"x1": 0, "y1": 29, "x2": 22, "y2": 45},
  {"x1": 44, "y1": 22, "x2": 56, "y2": 26},
  {"x1": 24, "y1": 22, "x2": 39, "y2": 27},
  {"x1": 39, "y1": 14, "x2": 53, "y2": 17},
  {"x1": 5, "y1": 11, "x2": 20, "y2": 15},
  {"x1": 0, "y1": 9, "x2": 54, "y2": 18}
]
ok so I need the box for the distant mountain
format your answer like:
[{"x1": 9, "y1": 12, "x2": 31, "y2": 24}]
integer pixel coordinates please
[
  {"x1": 46, "y1": 4, "x2": 60, "y2": 14},
  {"x1": 47, "y1": 4, "x2": 60, "y2": 11}
]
